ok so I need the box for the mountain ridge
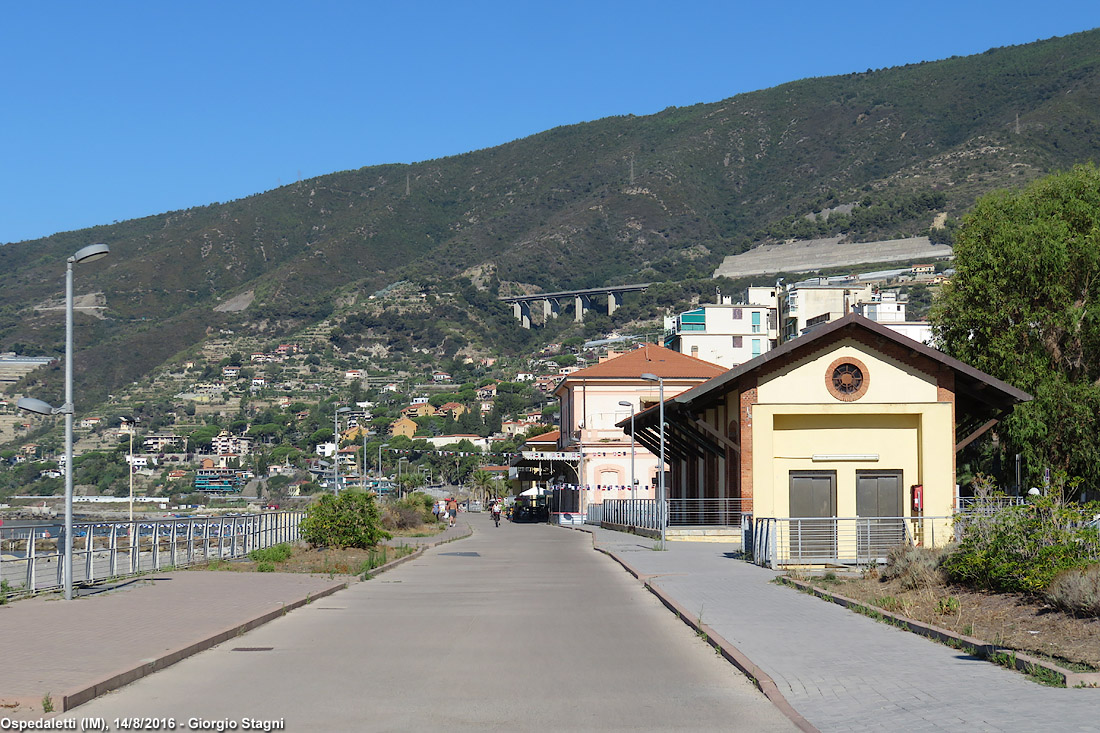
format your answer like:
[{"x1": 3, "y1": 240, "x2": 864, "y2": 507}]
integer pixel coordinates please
[{"x1": 2, "y1": 28, "x2": 1099, "y2": 406}]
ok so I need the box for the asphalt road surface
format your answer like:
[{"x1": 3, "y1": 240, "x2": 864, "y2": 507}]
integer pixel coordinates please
[{"x1": 76, "y1": 515, "x2": 795, "y2": 731}]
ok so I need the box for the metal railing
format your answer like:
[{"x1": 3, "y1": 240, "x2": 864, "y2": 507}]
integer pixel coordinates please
[
  {"x1": 597, "y1": 497, "x2": 747, "y2": 531},
  {"x1": 668, "y1": 498, "x2": 746, "y2": 526},
  {"x1": 0, "y1": 512, "x2": 303, "y2": 598},
  {"x1": 599, "y1": 499, "x2": 666, "y2": 531},
  {"x1": 752, "y1": 515, "x2": 954, "y2": 568},
  {"x1": 958, "y1": 496, "x2": 1027, "y2": 512}
]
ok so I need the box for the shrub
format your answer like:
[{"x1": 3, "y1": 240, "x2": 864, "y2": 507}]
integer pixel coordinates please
[
  {"x1": 1045, "y1": 565, "x2": 1100, "y2": 616},
  {"x1": 936, "y1": 596, "x2": 960, "y2": 615},
  {"x1": 942, "y1": 498, "x2": 1100, "y2": 593},
  {"x1": 881, "y1": 546, "x2": 946, "y2": 590},
  {"x1": 300, "y1": 490, "x2": 391, "y2": 549},
  {"x1": 382, "y1": 493, "x2": 435, "y2": 530},
  {"x1": 249, "y1": 543, "x2": 293, "y2": 563},
  {"x1": 256, "y1": 561, "x2": 276, "y2": 573}
]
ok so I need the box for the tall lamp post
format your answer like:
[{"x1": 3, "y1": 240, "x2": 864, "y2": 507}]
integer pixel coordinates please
[
  {"x1": 333, "y1": 406, "x2": 350, "y2": 493},
  {"x1": 377, "y1": 442, "x2": 389, "y2": 487},
  {"x1": 18, "y1": 242, "x2": 110, "y2": 601},
  {"x1": 618, "y1": 400, "x2": 636, "y2": 502},
  {"x1": 122, "y1": 416, "x2": 140, "y2": 522},
  {"x1": 397, "y1": 457, "x2": 409, "y2": 497},
  {"x1": 640, "y1": 373, "x2": 666, "y2": 550}
]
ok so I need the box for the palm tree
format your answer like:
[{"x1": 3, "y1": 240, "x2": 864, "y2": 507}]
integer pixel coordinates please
[{"x1": 470, "y1": 469, "x2": 495, "y2": 504}]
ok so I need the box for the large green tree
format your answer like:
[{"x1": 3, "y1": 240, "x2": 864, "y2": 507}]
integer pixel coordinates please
[{"x1": 932, "y1": 164, "x2": 1100, "y2": 492}]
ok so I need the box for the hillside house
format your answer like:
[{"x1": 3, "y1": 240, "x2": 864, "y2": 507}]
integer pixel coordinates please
[
  {"x1": 211, "y1": 431, "x2": 251, "y2": 456},
  {"x1": 438, "y1": 402, "x2": 467, "y2": 419},
  {"x1": 402, "y1": 403, "x2": 437, "y2": 418},
  {"x1": 143, "y1": 434, "x2": 182, "y2": 452},
  {"x1": 390, "y1": 417, "x2": 417, "y2": 438}
]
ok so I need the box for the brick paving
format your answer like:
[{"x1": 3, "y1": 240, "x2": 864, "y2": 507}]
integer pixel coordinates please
[
  {"x1": 0, "y1": 571, "x2": 345, "y2": 717},
  {"x1": 577, "y1": 525, "x2": 1100, "y2": 732}
]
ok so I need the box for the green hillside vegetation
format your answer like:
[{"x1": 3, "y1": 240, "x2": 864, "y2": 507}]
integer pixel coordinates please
[{"x1": 1, "y1": 29, "x2": 1099, "y2": 408}]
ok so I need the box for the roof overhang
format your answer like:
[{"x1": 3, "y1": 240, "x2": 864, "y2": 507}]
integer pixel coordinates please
[{"x1": 620, "y1": 314, "x2": 1031, "y2": 442}]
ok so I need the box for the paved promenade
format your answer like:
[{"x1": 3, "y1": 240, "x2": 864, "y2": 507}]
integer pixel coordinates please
[
  {"x1": 0, "y1": 572, "x2": 346, "y2": 717},
  {"x1": 577, "y1": 525, "x2": 1100, "y2": 732},
  {"x1": 0, "y1": 522, "x2": 472, "y2": 718},
  {"x1": 71, "y1": 515, "x2": 793, "y2": 731}
]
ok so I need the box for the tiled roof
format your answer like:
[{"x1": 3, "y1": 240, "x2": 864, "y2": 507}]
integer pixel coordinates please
[
  {"x1": 526, "y1": 430, "x2": 560, "y2": 444},
  {"x1": 560, "y1": 343, "x2": 725, "y2": 381}
]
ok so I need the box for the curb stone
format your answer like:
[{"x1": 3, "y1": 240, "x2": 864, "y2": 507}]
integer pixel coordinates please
[
  {"x1": 365, "y1": 525, "x2": 473, "y2": 577},
  {"x1": 573, "y1": 526, "x2": 820, "y2": 733},
  {"x1": 59, "y1": 580, "x2": 347, "y2": 712}
]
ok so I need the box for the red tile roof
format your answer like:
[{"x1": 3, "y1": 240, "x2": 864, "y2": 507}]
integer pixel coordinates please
[
  {"x1": 526, "y1": 430, "x2": 560, "y2": 444},
  {"x1": 560, "y1": 343, "x2": 725, "y2": 381}
]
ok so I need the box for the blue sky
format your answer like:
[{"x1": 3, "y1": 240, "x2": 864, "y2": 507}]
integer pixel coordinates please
[{"x1": 1, "y1": 1, "x2": 1096, "y2": 244}]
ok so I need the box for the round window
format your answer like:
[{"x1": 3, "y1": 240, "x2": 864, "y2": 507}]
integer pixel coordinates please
[{"x1": 825, "y1": 357, "x2": 870, "y2": 401}]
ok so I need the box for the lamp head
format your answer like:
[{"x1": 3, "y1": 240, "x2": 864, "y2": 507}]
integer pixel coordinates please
[
  {"x1": 618, "y1": 400, "x2": 632, "y2": 407},
  {"x1": 18, "y1": 397, "x2": 57, "y2": 415},
  {"x1": 640, "y1": 373, "x2": 660, "y2": 383},
  {"x1": 336, "y1": 406, "x2": 351, "y2": 414},
  {"x1": 71, "y1": 243, "x2": 110, "y2": 264}
]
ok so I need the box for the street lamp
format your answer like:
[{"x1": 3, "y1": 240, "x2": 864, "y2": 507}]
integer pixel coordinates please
[
  {"x1": 640, "y1": 373, "x2": 666, "y2": 550},
  {"x1": 333, "y1": 406, "x2": 350, "y2": 493},
  {"x1": 618, "y1": 400, "x2": 636, "y2": 502},
  {"x1": 18, "y1": 242, "x2": 110, "y2": 601},
  {"x1": 397, "y1": 457, "x2": 409, "y2": 497},
  {"x1": 122, "y1": 416, "x2": 140, "y2": 522},
  {"x1": 377, "y1": 442, "x2": 389, "y2": 485}
]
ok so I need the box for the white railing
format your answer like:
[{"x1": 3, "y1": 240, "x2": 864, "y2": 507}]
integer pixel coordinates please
[
  {"x1": 598, "y1": 497, "x2": 747, "y2": 531},
  {"x1": 752, "y1": 515, "x2": 954, "y2": 568},
  {"x1": 958, "y1": 496, "x2": 1027, "y2": 513},
  {"x1": 668, "y1": 498, "x2": 746, "y2": 526},
  {"x1": 599, "y1": 499, "x2": 666, "y2": 531},
  {"x1": 0, "y1": 512, "x2": 303, "y2": 599}
]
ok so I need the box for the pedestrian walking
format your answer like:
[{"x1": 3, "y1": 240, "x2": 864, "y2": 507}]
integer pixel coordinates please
[{"x1": 446, "y1": 496, "x2": 458, "y2": 527}]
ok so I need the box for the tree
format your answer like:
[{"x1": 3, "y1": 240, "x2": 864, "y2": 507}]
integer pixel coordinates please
[
  {"x1": 299, "y1": 490, "x2": 391, "y2": 549},
  {"x1": 931, "y1": 164, "x2": 1100, "y2": 492}
]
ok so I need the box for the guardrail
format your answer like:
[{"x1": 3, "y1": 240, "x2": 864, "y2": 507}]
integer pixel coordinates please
[
  {"x1": 0, "y1": 512, "x2": 304, "y2": 599},
  {"x1": 599, "y1": 499, "x2": 666, "y2": 531},
  {"x1": 752, "y1": 515, "x2": 954, "y2": 568},
  {"x1": 957, "y1": 496, "x2": 1026, "y2": 512},
  {"x1": 597, "y1": 497, "x2": 747, "y2": 531},
  {"x1": 668, "y1": 498, "x2": 746, "y2": 526}
]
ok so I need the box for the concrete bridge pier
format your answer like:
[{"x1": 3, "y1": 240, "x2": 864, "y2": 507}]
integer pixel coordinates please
[
  {"x1": 575, "y1": 295, "x2": 591, "y2": 323},
  {"x1": 543, "y1": 298, "x2": 561, "y2": 321},
  {"x1": 608, "y1": 292, "x2": 623, "y2": 316}
]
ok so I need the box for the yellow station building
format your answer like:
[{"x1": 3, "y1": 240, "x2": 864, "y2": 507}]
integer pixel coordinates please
[{"x1": 624, "y1": 314, "x2": 1030, "y2": 565}]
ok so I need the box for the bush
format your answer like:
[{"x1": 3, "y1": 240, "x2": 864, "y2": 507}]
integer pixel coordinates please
[
  {"x1": 1046, "y1": 565, "x2": 1100, "y2": 616},
  {"x1": 382, "y1": 494, "x2": 435, "y2": 530},
  {"x1": 249, "y1": 543, "x2": 293, "y2": 563},
  {"x1": 881, "y1": 546, "x2": 946, "y2": 590},
  {"x1": 300, "y1": 490, "x2": 391, "y2": 549},
  {"x1": 942, "y1": 499, "x2": 1100, "y2": 593}
]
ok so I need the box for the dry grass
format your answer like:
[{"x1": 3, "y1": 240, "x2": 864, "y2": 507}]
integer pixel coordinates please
[{"x1": 813, "y1": 572, "x2": 1100, "y2": 671}]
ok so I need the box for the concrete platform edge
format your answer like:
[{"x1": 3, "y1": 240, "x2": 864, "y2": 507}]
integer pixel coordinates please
[{"x1": 59, "y1": 580, "x2": 348, "y2": 712}]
